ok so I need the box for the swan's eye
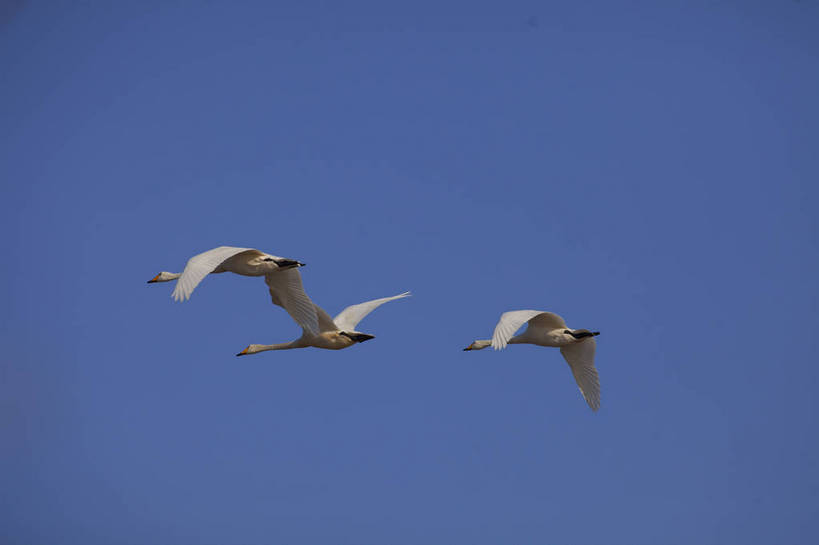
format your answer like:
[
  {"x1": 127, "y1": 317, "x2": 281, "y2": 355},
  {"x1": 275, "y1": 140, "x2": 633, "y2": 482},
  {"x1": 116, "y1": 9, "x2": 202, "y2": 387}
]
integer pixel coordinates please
[
  {"x1": 563, "y1": 330, "x2": 571, "y2": 334},
  {"x1": 262, "y1": 258, "x2": 275, "y2": 262}
]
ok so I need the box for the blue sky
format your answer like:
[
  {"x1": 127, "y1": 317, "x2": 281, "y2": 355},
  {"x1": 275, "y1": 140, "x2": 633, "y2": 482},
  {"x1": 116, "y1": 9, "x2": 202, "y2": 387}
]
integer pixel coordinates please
[{"x1": 2, "y1": 2, "x2": 818, "y2": 543}]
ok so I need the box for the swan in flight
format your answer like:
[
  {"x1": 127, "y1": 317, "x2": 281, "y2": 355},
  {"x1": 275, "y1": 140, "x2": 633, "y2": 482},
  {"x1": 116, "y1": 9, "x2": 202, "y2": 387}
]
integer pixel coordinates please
[
  {"x1": 237, "y1": 290, "x2": 411, "y2": 355},
  {"x1": 148, "y1": 246, "x2": 319, "y2": 333},
  {"x1": 464, "y1": 310, "x2": 601, "y2": 411},
  {"x1": 148, "y1": 246, "x2": 305, "y2": 301}
]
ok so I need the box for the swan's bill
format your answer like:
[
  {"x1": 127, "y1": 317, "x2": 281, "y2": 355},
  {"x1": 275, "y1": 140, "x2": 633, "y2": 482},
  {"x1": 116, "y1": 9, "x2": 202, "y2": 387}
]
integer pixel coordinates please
[
  {"x1": 147, "y1": 274, "x2": 161, "y2": 283},
  {"x1": 236, "y1": 347, "x2": 250, "y2": 356}
]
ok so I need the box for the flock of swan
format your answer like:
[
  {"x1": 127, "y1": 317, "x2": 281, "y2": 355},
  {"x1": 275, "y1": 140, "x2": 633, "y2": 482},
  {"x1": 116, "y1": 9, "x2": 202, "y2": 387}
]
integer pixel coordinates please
[{"x1": 149, "y1": 246, "x2": 602, "y2": 411}]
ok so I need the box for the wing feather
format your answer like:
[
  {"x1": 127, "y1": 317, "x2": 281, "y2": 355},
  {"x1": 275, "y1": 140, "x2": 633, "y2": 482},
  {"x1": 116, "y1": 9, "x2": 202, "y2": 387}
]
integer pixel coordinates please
[
  {"x1": 560, "y1": 338, "x2": 600, "y2": 411},
  {"x1": 172, "y1": 246, "x2": 254, "y2": 301},
  {"x1": 491, "y1": 310, "x2": 566, "y2": 350},
  {"x1": 314, "y1": 305, "x2": 339, "y2": 333},
  {"x1": 264, "y1": 269, "x2": 320, "y2": 334},
  {"x1": 332, "y1": 292, "x2": 411, "y2": 332}
]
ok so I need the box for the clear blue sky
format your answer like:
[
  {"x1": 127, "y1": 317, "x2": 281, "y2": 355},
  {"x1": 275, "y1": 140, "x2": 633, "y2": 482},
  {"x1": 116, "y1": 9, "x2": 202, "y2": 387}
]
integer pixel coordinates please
[{"x1": 2, "y1": 2, "x2": 818, "y2": 543}]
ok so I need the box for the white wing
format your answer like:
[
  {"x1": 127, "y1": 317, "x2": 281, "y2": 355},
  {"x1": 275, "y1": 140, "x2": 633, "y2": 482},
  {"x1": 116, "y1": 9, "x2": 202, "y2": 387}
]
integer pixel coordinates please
[
  {"x1": 491, "y1": 310, "x2": 567, "y2": 350},
  {"x1": 264, "y1": 268, "x2": 320, "y2": 334},
  {"x1": 560, "y1": 338, "x2": 600, "y2": 411},
  {"x1": 332, "y1": 292, "x2": 411, "y2": 332},
  {"x1": 172, "y1": 246, "x2": 259, "y2": 301},
  {"x1": 314, "y1": 304, "x2": 340, "y2": 333}
]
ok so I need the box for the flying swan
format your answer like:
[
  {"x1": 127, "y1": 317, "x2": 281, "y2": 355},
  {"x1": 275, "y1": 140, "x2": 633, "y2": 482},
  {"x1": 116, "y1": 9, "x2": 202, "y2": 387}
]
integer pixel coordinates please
[
  {"x1": 464, "y1": 310, "x2": 601, "y2": 411},
  {"x1": 148, "y1": 246, "x2": 319, "y2": 333},
  {"x1": 237, "y1": 281, "x2": 411, "y2": 355}
]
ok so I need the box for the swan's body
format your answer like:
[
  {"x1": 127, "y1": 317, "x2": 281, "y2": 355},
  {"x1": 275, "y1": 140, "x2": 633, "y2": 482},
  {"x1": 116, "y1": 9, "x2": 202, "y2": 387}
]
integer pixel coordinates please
[
  {"x1": 149, "y1": 246, "x2": 319, "y2": 333},
  {"x1": 464, "y1": 310, "x2": 601, "y2": 411},
  {"x1": 148, "y1": 246, "x2": 305, "y2": 300},
  {"x1": 237, "y1": 291, "x2": 411, "y2": 355}
]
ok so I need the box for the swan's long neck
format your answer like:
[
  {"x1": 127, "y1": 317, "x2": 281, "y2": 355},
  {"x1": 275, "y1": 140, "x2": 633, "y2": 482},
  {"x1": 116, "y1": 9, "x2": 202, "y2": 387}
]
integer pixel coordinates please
[
  {"x1": 246, "y1": 341, "x2": 299, "y2": 354},
  {"x1": 238, "y1": 336, "x2": 311, "y2": 355}
]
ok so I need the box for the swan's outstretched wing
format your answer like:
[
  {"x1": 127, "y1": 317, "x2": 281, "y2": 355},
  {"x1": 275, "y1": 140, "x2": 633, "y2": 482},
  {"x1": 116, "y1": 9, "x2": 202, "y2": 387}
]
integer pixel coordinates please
[
  {"x1": 491, "y1": 310, "x2": 567, "y2": 350},
  {"x1": 172, "y1": 246, "x2": 261, "y2": 301},
  {"x1": 314, "y1": 305, "x2": 339, "y2": 333},
  {"x1": 264, "y1": 269, "x2": 320, "y2": 334},
  {"x1": 560, "y1": 338, "x2": 600, "y2": 411},
  {"x1": 332, "y1": 292, "x2": 411, "y2": 332}
]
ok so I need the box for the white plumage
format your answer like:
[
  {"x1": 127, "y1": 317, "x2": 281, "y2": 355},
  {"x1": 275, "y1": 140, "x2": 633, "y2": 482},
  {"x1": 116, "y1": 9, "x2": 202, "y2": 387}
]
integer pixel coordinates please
[
  {"x1": 332, "y1": 292, "x2": 412, "y2": 332},
  {"x1": 148, "y1": 246, "x2": 318, "y2": 333},
  {"x1": 237, "y1": 291, "x2": 411, "y2": 355},
  {"x1": 466, "y1": 309, "x2": 601, "y2": 411}
]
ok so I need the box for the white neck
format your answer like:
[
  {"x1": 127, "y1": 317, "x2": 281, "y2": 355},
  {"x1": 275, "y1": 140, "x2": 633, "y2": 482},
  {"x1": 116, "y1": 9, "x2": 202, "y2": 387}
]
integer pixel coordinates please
[
  {"x1": 253, "y1": 342, "x2": 298, "y2": 353},
  {"x1": 466, "y1": 336, "x2": 527, "y2": 351},
  {"x1": 241, "y1": 339, "x2": 307, "y2": 355}
]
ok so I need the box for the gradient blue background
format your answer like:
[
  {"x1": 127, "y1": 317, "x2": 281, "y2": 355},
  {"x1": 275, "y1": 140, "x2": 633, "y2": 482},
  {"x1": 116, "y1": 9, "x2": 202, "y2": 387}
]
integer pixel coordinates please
[{"x1": 2, "y1": 2, "x2": 818, "y2": 543}]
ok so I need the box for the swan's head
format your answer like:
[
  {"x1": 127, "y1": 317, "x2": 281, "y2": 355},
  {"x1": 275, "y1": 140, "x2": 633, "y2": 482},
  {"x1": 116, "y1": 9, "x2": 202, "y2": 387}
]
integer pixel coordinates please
[
  {"x1": 147, "y1": 271, "x2": 177, "y2": 283},
  {"x1": 236, "y1": 345, "x2": 264, "y2": 356},
  {"x1": 339, "y1": 331, "x2": 375, "y2": 344},
  {"x1": 260, "y1": 255, "x2": 306, "y2": 270},
  {"x1": 463, "y1": 340, "x2": 491, "y2": 351},
  {"x1": 564, "y1": 329, "x2": 600, "y2": 340}
]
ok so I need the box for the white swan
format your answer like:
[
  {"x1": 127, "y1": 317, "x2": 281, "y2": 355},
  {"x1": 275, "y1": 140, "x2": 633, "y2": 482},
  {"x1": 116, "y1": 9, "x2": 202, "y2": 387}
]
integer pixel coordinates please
[
  {"x1": 237, "y1": 291, "x2": 411, "y2": 355},
  {"x1": 148, "y1": 246, "x2": 319, "y2": 333},
  {"x1": 464, "y1": 310, "x2": 601, "y2": 411},
  {"x1": 148, "y1": 246, "x2": 305, "y2": 300}
]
